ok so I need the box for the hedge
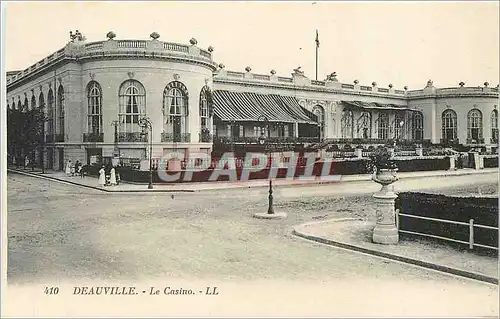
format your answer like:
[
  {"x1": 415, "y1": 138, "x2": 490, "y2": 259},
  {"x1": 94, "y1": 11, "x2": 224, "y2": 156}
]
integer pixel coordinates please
[
  {"x1": 395, "y1": 192, "x2": 498, "y2": 249},
  {"x1": 484, "y1": 156, "x2": 499, "y2": 168}
]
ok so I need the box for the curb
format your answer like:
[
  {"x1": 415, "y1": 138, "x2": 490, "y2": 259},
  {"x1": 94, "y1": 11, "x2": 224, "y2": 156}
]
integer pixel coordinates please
[
  {"x1": 7, "y1": 169, "x2": 196, "y2": 193},
  {"x1": 292, "y1": 223, "x2": 498, "y2": 285}
]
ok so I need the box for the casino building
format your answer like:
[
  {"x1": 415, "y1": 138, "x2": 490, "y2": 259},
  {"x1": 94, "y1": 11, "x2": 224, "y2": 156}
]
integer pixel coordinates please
[{"x1": 6, "y1": 31, "x2": 499, "y2": 170}]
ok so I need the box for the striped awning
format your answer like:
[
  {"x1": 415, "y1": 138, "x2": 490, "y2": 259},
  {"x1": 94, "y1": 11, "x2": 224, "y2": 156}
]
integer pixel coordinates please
[
  {"x1": 342, "y1": 100, "x2": 418, "y2": 111},
  {"x1": 213, "y1": 90, "x2": 317, "y2": 124}
]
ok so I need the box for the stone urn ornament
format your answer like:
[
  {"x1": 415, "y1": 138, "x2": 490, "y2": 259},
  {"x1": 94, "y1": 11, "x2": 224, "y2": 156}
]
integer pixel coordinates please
[
  {"x1": 106, "y1": 31, "x2": 116, "y2": 40},
  {"x1": 369, "y1": 147, "x2": 399, "y2": 245}
]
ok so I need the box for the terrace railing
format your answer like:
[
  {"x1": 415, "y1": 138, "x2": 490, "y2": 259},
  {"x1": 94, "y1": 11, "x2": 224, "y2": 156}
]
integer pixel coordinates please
[{"x1": 83, "y1": 133, "x2": 104, "y2": 142}]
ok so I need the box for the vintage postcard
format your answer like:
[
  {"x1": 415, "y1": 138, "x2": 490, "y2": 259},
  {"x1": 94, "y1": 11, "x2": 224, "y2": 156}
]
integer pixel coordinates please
[{"x1": 2, "y1": 1, "x2": 499, "y2": 317}]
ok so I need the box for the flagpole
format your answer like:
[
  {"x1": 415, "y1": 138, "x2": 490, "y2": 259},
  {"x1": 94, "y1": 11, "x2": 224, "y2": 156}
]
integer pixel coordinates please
[{"x1": 315, "y1": 29, "x2": 319, "y2": 81}]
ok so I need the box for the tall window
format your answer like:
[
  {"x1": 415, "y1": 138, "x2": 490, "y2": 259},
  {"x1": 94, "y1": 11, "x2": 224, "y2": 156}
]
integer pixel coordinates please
[
  {"x1": 57, "y1": 85, "x2": 65, "y2": 136},
  {"x1": 31, "y1": 94, "x2": 36, "y2": 110},
  {"x1": 467, "y1": 109, "x2": 483, "y2": 142},
  {"x1": 491, "y1": 110, "x2": 498, "y2": 143},
  {"x1": 87, "y1": 81, "x2": 103, "y2": 134},
  {"x1": 163, "y1": 81, "x2": 188, "y2": 138},
  {"x1": 412, "y1": 112, "x2": 423, "y2": 140},
  {"x1": 17, "y1": 100, "x2": 22, "y2": 111},
  {"x1": 119, "y1": 80, "x2": 146, "y2": 132},
  {"x1": 341, "y1": 109, "x2": 354, "y2": 138},
  {"x1": 394, "y1": 114, "x2": 405, "y2": 139},
  {"x1": 47, "y1": 89, "x2": 54, "y2": 135},
  {"x1": 357, "y1": 111, "x2": 371, "y2": 139},
  {"x1": 442, "y1": 109, "x2": 457, "y2": 141},
  {"x1": 23, "y1": 97, "x2": 28, "y2": 112},
  {"x1": 200, "y1": 86, "x2": 210, "y2": 130},
  {"x1": 377, "y1": 113, "x2": 389, "y2": 139},
  {"x1": 313, "y1": 105, "x2": 325, "y2": 139}
]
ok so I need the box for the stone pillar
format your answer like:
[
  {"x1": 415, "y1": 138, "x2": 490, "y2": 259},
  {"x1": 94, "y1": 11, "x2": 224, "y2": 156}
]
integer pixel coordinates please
[
  {"x1": 473, "y1": 152, "x2": 480, "y2": 170},
  {"x1": 355, "y1": 148, "x2": 363, "y2": 158},
  {"x1": 372, "y1": 190, "x2": 399, "y2": 245},
  {"x1": 448, "y1": 156, "x2": 456, "y2": 170},
  {"x1": 479, "y1": 155, "x2": 484, "y2": 169},
  {"x1": 416, "y1": 147, "x2": 423, "y2": 157}
]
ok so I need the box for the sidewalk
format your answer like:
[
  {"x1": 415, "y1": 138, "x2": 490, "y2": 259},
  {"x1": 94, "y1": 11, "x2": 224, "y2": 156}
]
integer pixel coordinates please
[
  {"x1": 293, "y1": 218, "x2": 498, "y2": 285},
  {"x1": 7, "y1": 167, "x2": 499, "y2": 193}
]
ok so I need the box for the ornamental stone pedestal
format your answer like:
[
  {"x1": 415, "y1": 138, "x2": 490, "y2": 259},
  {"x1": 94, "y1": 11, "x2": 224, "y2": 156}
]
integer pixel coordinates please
[{"x1": 372, "y1": 169, "x2": 399, "y2": 245}]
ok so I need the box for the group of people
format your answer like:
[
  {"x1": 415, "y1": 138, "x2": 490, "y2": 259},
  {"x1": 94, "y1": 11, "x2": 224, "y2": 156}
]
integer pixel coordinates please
[
  {"x1": 65, "y1": 160, "x2": 85, "y2": 177},
  {"x1": 98, "y1": 165, "x2": 119, "y2": 187}
]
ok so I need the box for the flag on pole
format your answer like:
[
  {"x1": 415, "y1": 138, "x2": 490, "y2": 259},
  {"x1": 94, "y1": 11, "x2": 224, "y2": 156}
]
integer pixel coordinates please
[{"x1": 315, "y1": 29, "x2": 320, "y2": 48}]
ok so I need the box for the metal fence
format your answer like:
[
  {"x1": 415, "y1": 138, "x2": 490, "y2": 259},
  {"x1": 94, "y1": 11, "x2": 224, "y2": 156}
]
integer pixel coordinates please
[{"x1": 396, "y1": 210, "x2": 499, "y2": 250}]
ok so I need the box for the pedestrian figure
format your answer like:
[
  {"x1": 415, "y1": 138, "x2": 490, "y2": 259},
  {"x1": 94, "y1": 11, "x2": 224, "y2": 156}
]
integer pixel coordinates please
[
  {"x1": 70, "y1": 162, "x2": 75, "y2": 176},
  {"x1": 110, "y1": 166, "x2": 117, "y2": 186},
  {"x1": 24, "y1": 156, "x2": 29, "y2": 169},
  {"x1": 65, "y1": 160, "x2": 72, "y2": 176},
  {"x1": 98, "y1": 165, "x2": 106, "y2": 186},
  {"x1": 74, "y1": 160, "x2": 80, "y2": 176}
]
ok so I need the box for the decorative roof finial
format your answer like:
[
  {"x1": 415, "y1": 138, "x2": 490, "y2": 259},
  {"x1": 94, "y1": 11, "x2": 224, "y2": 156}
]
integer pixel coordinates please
[
  {"x1": 388, "y1": 83, "x2": 393, "y2": 88},
  {"x1": 150, "y1": 32, "x2": 160, "y2": 40},
  {"x1": 426, "y1": 79, "x2": 433, "y2": 88},
  {"x1": 354, "y1": 79, "x2": 359, "y2": 84},
  {"x1": 484, "y1": 82, "x2": 489, "y2": 87},
  {"x1": 270, "y1": 69, "x2": 276, "y2": 75},
  {"x1": 218, "y1": 63, "x2": 225, "y2": 69},
  {"x1": 459, "y1": 81, "x2": 465, "y2": 87},
  {"x1": 189, "y1": 38, "x2": 198, "y2": 45},
  {"x1": 245, "y1": 66, "x2": 252, "y2": 72},
  {"x1": 372, "y1": 81, "x2": 377, "y2": 87},
  {"x1": 404, "y1": 86, "x2": 408, "y2": 90},
  {"x1": 208, "y1": 45, "x2": 214, "y2": 52}
]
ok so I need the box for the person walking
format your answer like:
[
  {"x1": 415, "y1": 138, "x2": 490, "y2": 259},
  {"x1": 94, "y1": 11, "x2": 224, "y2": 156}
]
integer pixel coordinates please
[
  {"x1": 65, "y1": 160, "x2": 72, "y2": 176},
  {"x1": 110, "y1": 166, "x2": 117, "y2": 186},
  {"x1": 98, "y1": 165, "x2": 106, "y2": 187}
]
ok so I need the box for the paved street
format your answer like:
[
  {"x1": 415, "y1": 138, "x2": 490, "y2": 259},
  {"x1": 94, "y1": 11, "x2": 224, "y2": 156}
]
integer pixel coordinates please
[{"x1": 6, "y1": 172, "x2": 499, "y2": 316}]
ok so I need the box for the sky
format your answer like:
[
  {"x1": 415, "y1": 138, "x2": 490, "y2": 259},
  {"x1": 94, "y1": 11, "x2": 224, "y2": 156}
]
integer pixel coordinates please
[{"x1": 3, "y1": 1, "x2": 499, "y2": 90}]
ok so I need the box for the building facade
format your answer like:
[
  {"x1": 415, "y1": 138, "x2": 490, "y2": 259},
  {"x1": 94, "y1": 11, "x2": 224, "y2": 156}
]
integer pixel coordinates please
[{"x1": 6, "y1": 32, "x2": 499, "y2": 170}]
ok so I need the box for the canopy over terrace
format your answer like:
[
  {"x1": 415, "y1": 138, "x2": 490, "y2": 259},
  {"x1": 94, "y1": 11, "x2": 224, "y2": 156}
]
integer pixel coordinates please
[
  {"x1": 341, "y1": 100, "x2": 417, "y2": 111},
  {"x1": 213, "y1": 90, "x2": 318, "y2": 124}
]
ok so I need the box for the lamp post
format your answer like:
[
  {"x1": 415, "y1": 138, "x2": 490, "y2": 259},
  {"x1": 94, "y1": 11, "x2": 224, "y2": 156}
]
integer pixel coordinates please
[
  {"x1": 111, "y1": 120, "x2": 120, "y2": 161},
  {"x1": 138, "y1": 117, "x2": 153, "y2": 189},
  {"x1": 253, "y1": 115, "x2": 287, "y2": 219}
]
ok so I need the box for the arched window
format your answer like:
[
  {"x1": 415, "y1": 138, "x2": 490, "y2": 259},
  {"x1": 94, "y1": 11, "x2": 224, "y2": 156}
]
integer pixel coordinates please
[
  {"x1": 119, "y1": 80, "x2": 146, "y2": 133},
  {"x1": 377, "y1": 113, "x2": 389, "y2": 139},
  {"x1": 17, "y1": 99, "x2": 22, "y2": 111},
  {"x1": 31, "y1": 94, "x2": 36, "y2": 110},
  {"x1": 47, "y1": 89, "x2": 54, "y2": 135},
  {"x1": 87, "y1": 81, "x2": 103, "y2": 134},
  {"x1": 357, "y1": 111, "x2": 371, "y2": 139},
  {"x1": 11, "y1": 101, "x2": 15, "y2": 110},
  {"x1": 491, "y1": 109, "x2": 498, "y2": 143},
  {"x1": 412, "y1": 112, "x2": 424, "y2": 141},
  {"x1": 313, "y1": 105, "x2": 325, "y2": 139},
  {"x1": 57, "y1": 85, "x2": 65, "y2": 136},
  {"x1": 38, "y1": 92, "x2": 45, "y2": 109},
  {"x1": 341, "y1": 109, "x2": 354, "y2": 138},
  {"x1": 467, "y1": 109, "x2": 482, "y2": 143},
  {"x1": 23, "y1": 96, "x2": 28, "y2": 112},
  {"x1": 163, "y1": 81, "x2": 189, "y2": 142},
  {"x1": 442, "y1": 109, "x2": 457, "y2": 141}
]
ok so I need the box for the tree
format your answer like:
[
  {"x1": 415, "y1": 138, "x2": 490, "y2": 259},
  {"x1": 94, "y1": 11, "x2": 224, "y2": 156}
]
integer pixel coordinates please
[{"x1": 7, "y1": 107, "x2": 46, "y2": 169}]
